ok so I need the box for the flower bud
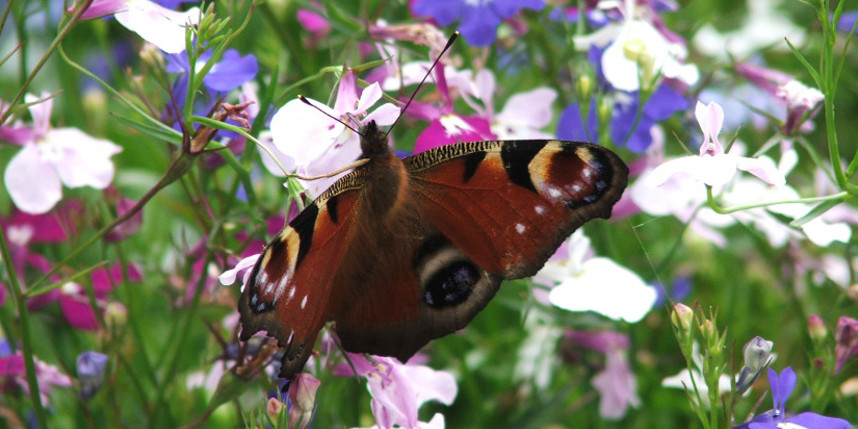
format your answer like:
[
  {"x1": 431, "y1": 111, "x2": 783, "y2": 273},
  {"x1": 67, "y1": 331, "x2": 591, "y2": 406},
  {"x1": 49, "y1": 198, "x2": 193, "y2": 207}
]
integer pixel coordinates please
[
  {"x1": 847, "y1": 285, "x2": 858, "y2": 304},
  {"x1": 735, "y1": 336, "x2": 774, "y2": 394},
  {"x1": 671, "y1": 303, "x2": 693, "y2": 335},
  {"x1": 835, "y1": 316, "x2": 858, "y2": 373},
  {"x1": 288, "y1": 372, "x2": 321, "y2": 429},
  {"x1": 808, "y1": 314, "x2": 827, "y2": 343}
]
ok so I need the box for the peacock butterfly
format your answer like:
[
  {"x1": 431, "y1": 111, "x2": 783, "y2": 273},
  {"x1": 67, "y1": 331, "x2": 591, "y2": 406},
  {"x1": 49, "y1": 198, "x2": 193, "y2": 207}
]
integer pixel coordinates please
[{"x1": 238, "y1": 116, "x2": 629, "y2": 381}]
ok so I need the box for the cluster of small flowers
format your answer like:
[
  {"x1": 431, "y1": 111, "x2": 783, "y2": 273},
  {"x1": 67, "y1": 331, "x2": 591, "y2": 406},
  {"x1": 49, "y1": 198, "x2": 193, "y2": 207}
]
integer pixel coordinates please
[{"x1": 1, "y1": 0, "x2": 856, "y2": 427}]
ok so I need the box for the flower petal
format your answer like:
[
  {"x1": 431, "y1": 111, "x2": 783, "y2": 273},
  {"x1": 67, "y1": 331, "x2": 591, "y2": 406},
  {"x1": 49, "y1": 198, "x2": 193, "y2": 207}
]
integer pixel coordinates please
[
  {"x1": 115, "y1": 1, "x2": 201, "y2": 54},
  {"x1": 548, "y1": 257, "x2": 656, "y2": 322},
  {"x1": 4, "y1": 144, "x2": 63, "y2": 214},
  {"x1": 48, "y1": 129, "x2": 121, "y2": 189}
]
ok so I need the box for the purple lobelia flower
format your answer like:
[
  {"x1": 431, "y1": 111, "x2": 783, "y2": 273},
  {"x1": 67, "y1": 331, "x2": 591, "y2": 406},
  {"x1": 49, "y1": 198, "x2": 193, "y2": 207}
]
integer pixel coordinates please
[
  {"x1": 412, "y1": 0, "x2": 544, "y2": 46},
  {"x1": 733, "y1": 367, "x2": 852, "y2": 429},
  {"x1": 556, "y1": 84, "x2": 687, "y2": 153},
  {"x1": 77, "y1": 351, "x2": 109, "y2": 400}
]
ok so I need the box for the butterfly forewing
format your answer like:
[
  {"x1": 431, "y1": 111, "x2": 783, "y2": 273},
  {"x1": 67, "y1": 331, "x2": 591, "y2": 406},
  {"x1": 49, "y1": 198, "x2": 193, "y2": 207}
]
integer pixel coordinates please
[
  {"x1": 239, "y1": 188, "x2": 363, "y2": 378},
  {"x1": 408, "y1": 140, "x2": 628, "y2": 278}
]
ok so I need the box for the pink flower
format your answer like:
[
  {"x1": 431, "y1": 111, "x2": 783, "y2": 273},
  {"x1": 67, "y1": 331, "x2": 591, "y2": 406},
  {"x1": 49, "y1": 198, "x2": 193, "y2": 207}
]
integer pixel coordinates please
[
  {"x1": 335, "y1": 354, "x2": 457, "y2": 429},
  {"x1": 77, "y1": 0, "x2": 201, "y2": 54},
  {"x1": 56, "y1": 263, "x2": 140, "y2": 331},
  {"x1": 267, "y1": 70, "x2": 399, "y2": 197},
  {"x1": 3, "y1": 94, "x2": 122, "y2": 215},
  {"x1": 409, "y1": 65, "x2": 497, "y2": 152},
  {"x1": 289, "y1": 373, "x2": 321, "y2": 429},
  {"x1": 835, "y1": 316, "x2": 858, "y2": 373},
  {"x1": 644, "y1": 101, "x2": 785, "y2": 190},
  {"x1": 565, "y1": 330, "x2": 639, "y2": 419},
  {"x1": 0, "y1": 352, "x2": 72, "y2": 405}
]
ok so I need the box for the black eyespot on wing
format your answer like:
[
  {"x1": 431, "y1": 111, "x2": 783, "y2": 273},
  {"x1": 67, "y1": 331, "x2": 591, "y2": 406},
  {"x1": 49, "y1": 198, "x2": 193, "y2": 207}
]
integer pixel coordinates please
[{"x1": 424, "y1": 261, "x2": 479, "y2": 307}]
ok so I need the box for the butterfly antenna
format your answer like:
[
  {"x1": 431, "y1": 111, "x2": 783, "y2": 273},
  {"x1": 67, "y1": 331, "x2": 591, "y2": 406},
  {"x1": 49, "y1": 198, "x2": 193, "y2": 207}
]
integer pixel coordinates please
[
  {"x1": 384, "y1": 31, "x2": 459, "y2": 138},
  {"x1": 298, "y1": 95, "x2": 362, "y2": 135}
]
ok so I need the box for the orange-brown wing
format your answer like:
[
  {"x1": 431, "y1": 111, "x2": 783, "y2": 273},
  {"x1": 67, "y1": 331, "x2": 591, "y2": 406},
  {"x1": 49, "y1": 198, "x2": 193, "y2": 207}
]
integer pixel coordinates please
[
  {"x1": 238, "y1": 186, "x2": 362, "y2": 380},
  {"x1": 408, "y1": 139, "x2": 628, "y2": 278},
  {"x1": 332, "y1": 140, "x2": 627, "y2": 362}
]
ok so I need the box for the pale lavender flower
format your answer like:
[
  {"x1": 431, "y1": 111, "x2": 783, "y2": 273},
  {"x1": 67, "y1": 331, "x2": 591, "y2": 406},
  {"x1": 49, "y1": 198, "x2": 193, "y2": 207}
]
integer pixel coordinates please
[
  {"x1": 2, "y1": 94, "x2": 122, "y2": 214},
  {"x1": 267, "y1": 70, "x2": 399, "y2": 197},
  {"x1": 288, "y1": 373, "x2": 321, "y2": 429},
  {"x1": 334, "y1": 353, "x2": 457, "y2": 429}
]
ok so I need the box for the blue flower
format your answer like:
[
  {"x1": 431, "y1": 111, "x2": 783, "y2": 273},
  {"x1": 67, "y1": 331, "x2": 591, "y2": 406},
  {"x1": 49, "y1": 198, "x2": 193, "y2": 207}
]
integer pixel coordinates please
[
  {"x1": 733, "y1": 367, "x2": 852, "y2": 429},
  {"x1": 77, "y1": 351, "x2": 109, "y2": 400},
  {"x1": 556, "y1": 84, "x2": 687, "y2": 153},
  {"x1": 835, "y1": 11, "x2": 857, "y2": 33},
  {"x1": 413, "y1": 0, "x2": 544, "y2": 46},
  {"x1": 166, "y1": 48, "x2": 258, "y2": 94}
]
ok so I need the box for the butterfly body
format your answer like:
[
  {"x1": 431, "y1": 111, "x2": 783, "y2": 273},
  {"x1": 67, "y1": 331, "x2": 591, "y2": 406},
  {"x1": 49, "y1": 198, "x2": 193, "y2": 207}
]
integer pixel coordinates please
[{"x1": 239, "y1": 121, "x2": 628, "y2": 380}]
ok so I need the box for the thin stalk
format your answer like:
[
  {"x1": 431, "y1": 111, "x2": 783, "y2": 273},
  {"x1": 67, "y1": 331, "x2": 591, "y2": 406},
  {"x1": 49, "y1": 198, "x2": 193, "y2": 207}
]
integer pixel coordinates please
[{"x1": 0, "y1": 227, "x2": 47, "y2": 428}]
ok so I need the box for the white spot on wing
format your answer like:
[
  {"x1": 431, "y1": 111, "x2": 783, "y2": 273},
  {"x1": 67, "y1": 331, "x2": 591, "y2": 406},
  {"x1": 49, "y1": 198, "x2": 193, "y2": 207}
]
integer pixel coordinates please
[
  {"x1": 300, "y1": 295, "x2": 308, "y2": 309},
  {"x1": 571, "y1": 183, "x2": 583, "y2": 193},
  {"x1": 547, "y1": 186, "x2": 562, "y2": 199},
  {"x1": 535, "y1": 205, "x2": 545, "y2": 215},
  {"x1": 515, "y1": 223, "x2": 526, "y2": 234}
]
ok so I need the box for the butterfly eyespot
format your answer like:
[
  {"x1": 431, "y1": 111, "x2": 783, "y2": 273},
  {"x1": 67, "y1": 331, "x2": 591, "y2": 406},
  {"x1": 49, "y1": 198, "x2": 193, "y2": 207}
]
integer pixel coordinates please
[{"x1": 424, "y1": 261, "x2": 479, "y2": 307}]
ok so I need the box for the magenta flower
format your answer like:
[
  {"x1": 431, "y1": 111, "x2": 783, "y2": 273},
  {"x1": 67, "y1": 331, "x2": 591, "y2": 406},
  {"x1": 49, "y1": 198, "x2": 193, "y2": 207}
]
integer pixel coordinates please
[
  {"x1": 0, "y1": 351, "x2": 72, "y2": 405},
  {"x1": 566, "y1": 330, "x2": 640, "y2": 419},
  {"x1": 409, "y1": 65, "x2": 497, "y2": 152},
  {"x1": 57, "y1": 263, "x2": 140, "y2": 331},
  {"x1": 2, "y1": 94, "x2": 122, "y2": 215},
  {"x1": 334, "y1": 353, "x2": 457, "y2": 429}
]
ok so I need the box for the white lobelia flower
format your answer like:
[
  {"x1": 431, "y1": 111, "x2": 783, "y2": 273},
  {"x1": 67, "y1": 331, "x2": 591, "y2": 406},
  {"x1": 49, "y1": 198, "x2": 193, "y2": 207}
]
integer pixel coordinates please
[{"x1": 540, "y1": 230, "x2": 656, "y2": 323}]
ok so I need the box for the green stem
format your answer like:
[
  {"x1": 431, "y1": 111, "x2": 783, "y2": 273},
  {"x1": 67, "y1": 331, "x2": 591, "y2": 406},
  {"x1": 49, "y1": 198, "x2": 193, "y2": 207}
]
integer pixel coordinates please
[
  {"x1": 0, "y1": 228, "x2": 47, "y2": 428},
  {"x1": 706, "y1": 187, "x2": 849, "y2": 215},
  {"x1": 0, "y1": 0, "x2": 93, "y2": 125},
  {"x1": 27, "y1": 151, "x2": 195, "y2": 292}
]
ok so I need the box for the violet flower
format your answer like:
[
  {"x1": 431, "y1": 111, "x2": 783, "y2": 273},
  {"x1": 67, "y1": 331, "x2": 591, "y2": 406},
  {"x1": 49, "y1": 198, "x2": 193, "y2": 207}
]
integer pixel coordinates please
[
  {"x1": 77, "y1": 351, "x2": 109, "y2": 400},
  {"x1": 733, "y1": 367, "x2": 851, "y2": 429},
  {"x1": 412, "y1": 0, "x2": 544, "y2": 46},
  {"x1": 334, "y1": 353, "x2": 457, "y2": 429}
]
